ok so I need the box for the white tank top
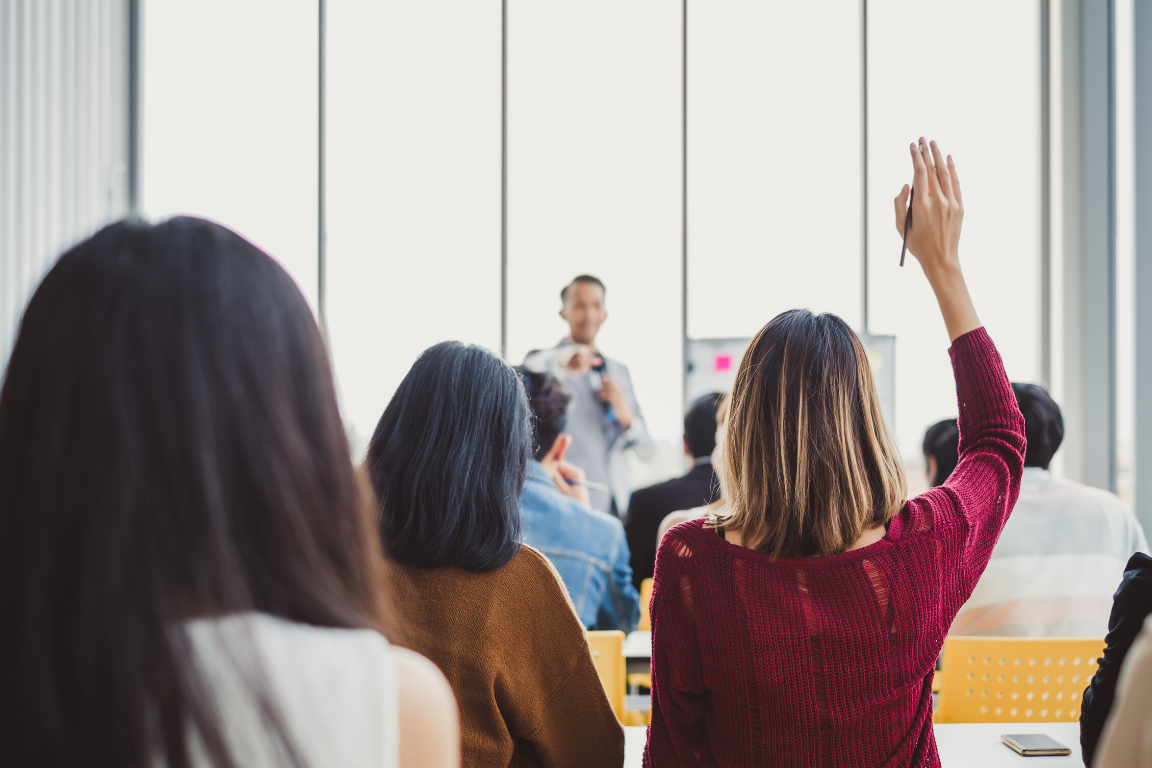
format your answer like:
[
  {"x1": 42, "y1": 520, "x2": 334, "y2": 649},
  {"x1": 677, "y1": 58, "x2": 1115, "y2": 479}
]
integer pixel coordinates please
[{"x1": 180, "y1": 612, "x2": 399, "y2": 768}]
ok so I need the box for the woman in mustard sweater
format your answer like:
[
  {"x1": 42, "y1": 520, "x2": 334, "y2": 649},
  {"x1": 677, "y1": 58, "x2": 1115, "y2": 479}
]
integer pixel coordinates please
[{"x1": 367, "y1": 341, "x2": 624, "y2": 768}]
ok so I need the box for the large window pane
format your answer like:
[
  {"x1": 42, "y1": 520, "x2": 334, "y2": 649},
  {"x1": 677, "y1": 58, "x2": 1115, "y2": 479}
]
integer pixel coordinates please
[
  {"x1": 687, "y1": 0, "x2": 862, "y2": 340},
  {"x1": 505, "y1": 1, "x2": 682, "y2": 445},
  {"x1": 867, "y1": 0, "x2": 1042, "y2": 465},
  {"x1": 326, "y1": 0, "x2": 502, "y2": 454},
  {"x1": 140, "y1": 0, "x2": 318, "y2": 307}
]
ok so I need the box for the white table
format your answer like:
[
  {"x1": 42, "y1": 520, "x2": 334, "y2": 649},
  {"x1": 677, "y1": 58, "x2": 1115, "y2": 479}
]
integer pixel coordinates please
[
  {"x1": 934, "y1": 722, "x2": 1082, "y2": 767},
  {"x1": 623, "y1": 630, "x2": 651, "y2": 659},
  {"x1": 623, "y1": 722, "x2": 1083, "y2": 767}
]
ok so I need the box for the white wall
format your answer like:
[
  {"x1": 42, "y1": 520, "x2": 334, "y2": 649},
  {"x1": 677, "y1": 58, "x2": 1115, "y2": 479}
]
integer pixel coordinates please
[
  {"x1": 505, "y1": 0, "x2": 683, "y2": 444},
  {"x1": 140, "y1": 0, "x2": 319, "y2": 308},
  {"x1": 867, "y1": 0, "x2": 1043, "y2": 461},
  {"x1": 325, "y1": 0, "x2": 502, "y2": 456},
  {"x1": 688, "y1": 0, "x2": 863, "y2": 339}
]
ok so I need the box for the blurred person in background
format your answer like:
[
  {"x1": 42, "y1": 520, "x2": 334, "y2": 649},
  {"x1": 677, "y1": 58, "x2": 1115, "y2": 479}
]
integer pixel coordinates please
[
  {"x1": 922, "y1": 418, "x2": 960, "y2": 487},
  {"x1": 625, "y1": 392, "x2": 724, "y2": 590},
  {"x1": 523, "y1": 275, "x2": 654, "y2": 517},
  {"x1": 368, "y1": 342, "x2": 624, "y2": 768},
  {"x1": 515, "y1": 367, "x2": 640, "y2": 632},
  {"x1": 654, "y1": 395, "x2": 731, "y2": 548},
  {"x1": 951, "y1": 383, "x2": 1148, "y2": 636},
  {"x1": 0, "y1": 218, "x2": 457, "y2": 768}
]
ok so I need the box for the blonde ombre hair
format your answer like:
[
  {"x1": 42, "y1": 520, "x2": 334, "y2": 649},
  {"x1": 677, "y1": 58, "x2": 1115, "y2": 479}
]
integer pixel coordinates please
[{"x1": 715, "y1": 310, "x2": 906, "y2": 558}]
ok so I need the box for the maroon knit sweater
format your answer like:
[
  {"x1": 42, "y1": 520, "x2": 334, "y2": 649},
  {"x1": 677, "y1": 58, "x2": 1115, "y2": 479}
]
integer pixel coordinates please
[{"x1": 644, "y1": 328, "x2": 1025, "y2": 768}]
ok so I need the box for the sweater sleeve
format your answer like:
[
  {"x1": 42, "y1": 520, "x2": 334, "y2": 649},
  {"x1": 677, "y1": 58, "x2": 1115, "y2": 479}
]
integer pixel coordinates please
[
  {"x1": 502, "y1": 548, "x2": 624, "y2": 768},
  {"x1": 644, "y1": 530, "x2": 709, "y2": 767},
  {"x1": 935, "y1": 328, "x2": 1026, "y2": 600}
]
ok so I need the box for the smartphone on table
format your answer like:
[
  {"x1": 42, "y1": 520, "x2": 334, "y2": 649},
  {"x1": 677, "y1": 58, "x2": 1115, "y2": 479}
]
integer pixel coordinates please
[{"x1": 1000, "y1": 733, "x2": 1073, "y2": 757}]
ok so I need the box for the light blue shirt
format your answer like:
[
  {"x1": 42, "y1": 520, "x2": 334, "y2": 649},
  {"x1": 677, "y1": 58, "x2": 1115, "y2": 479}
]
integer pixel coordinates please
[
  {"x1": 523, "y1": 343, "x2": 654, "y2": 515},
  {"x1": 519, "y1": 460, "x2": 640, "y2": 631}
]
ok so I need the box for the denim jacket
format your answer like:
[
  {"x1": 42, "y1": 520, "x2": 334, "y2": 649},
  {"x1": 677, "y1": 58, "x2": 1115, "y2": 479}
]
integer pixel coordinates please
[{"x1": 519, "y1": 461, "x2": 640, "y2": 632}]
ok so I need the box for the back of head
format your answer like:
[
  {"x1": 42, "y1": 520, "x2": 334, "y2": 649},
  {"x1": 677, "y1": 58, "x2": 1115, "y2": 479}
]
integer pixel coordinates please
[
  {"x1": 368, "y1": 342, "x2": 532, "y2": 572},
  {"x1": 515, "y1": 367, "x2": 571, "y2": 460},
  {"x1": 1012, "y1": 382, "x2": 1064, "y2": 469},
  {"x1": 922, "y1": 418, "x2": 960, "y2": 487},
  {"x1": 0, "y1": 217, "x2": 382, "y2": 767},
  {"x1": 718, "y1": 310, "x2": 906, "y2": 558},
  {"x1": 685, "y1": 392, "x2": 724, "y2": 458}
]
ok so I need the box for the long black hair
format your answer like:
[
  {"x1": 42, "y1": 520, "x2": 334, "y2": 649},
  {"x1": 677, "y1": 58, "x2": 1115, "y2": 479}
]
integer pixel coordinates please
[
  {"x1": 0, "y1": 218, "x2": 386, "y2": 767},
  {"x1": 367, "y1": 341, "x2": 532, "y2": 572}
]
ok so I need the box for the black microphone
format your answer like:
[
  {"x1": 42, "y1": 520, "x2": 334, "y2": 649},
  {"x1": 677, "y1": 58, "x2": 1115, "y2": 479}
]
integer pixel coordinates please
[{"x1": 591, "y1": 357, "x2": 618, "y2": 423}]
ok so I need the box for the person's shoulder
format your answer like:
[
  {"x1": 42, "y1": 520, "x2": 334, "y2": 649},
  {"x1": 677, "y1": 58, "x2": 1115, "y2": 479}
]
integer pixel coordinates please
[
  {"x1": 656, "y1": 517, "x2": 716, "y2": 560},
  {"x1": 630, "y1": 473, "x2": 695, "y2": 508},
  {"x1": 1058, "y1": 477, "x2": 1146, "y2": 524},
  {"x1": 1126, "y1": 551, "x2": 1152, "y2": 571},
  {"x1": 582, "y1": 504, "x2": 626, "y2": 536},
  {"x1": 504, "y1": 545, "x2": 573, "y2": 594},
  {"x1": 604, "y1": 356, "x2": 633, "y2": 377},
  {"x1": 1053, "y1": 475, "x2": 1126, "y2": 504},
  {"x1": 627, "y1": 480, "x2": 667, "y2": 514},
  {"x1": 1120, "y1": 552, "x2": 1152, "y2": 590},
  {"x1": 521, "y1": 472, "x2": 574, "y2": 511},
  {"x1": 499, "y1": 546, "x2": 587, "y2": 630},
  {"x1": 187, "y1": 613, "x2": 397, "y2": 706},
  {"x1": 392, "y1": 648, "x2": 458, "y2": 768},
  {"x1": 248, "y1": 613, "x2": 393, "y2": 670},
  {"x1": 524, "y1": 479, "x2": 618, "y2": 531}
]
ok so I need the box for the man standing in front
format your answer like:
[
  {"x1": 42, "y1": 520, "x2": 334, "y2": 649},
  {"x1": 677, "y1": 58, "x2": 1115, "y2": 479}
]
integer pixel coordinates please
[{"x1": 523, "y1": 275, "x2": 654, "y2": 518}]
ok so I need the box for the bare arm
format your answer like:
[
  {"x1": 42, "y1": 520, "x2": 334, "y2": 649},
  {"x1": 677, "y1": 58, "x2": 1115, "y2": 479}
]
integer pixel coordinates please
[
  {"x1": 893, "y1": 138, "x2": 980, "y2": 342},
  {"x1": 394, "y1": 647, "x2": 460, "y2": 768}
]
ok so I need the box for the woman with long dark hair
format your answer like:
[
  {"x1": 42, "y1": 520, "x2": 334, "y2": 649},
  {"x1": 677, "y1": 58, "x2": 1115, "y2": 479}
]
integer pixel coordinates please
[
  {"x1": 0, "y1": 218, "x2": 457, "y2": 768},
  {"x1": 644, "y1": 140, "x2": 1027, "y2": 766},
  {"x1": 368, "y1": 341, "x2": 624, "y2": 768}
]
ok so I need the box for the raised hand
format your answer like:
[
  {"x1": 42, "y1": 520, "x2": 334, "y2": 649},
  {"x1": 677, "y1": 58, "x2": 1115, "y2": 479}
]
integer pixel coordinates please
[
  {"x1": 893, "y1": 138, "x2": 981, "y2": 342},
  {"x1": 894, "y1": 137, "x2": 964, "y2": 275}
]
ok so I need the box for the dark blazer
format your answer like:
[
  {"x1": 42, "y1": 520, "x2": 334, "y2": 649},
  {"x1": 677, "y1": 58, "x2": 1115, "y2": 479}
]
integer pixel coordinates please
[
  {"x1": 624, "y1": 460, "x2": 719, "y2": 591},
  {"x1": 1080, "y1": 552, "x2": 1152, "y2": 766}
]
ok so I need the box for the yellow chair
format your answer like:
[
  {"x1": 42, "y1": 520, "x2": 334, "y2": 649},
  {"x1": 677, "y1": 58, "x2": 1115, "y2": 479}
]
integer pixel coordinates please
[
  {"x1": 638, "y1": 578, "x2": 654, "y2": 631},
  {"x1": 934, "y1": 636, "x2": 1105, "y2": 724},
  {"x1": 587, "y1": 630, "x2": 626, "y2": 721}
]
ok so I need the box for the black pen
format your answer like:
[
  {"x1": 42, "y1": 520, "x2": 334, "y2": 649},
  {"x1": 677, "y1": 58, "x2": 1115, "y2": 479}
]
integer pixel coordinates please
[{"x1": 900, "y1": 185, "x2": 915, "y2": 267}]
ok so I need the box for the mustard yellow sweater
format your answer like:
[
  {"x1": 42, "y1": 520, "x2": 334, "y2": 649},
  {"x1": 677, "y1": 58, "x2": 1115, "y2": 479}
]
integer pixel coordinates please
[{"x1": 384, "y1": 545, "x2": 624, "y2": 768}]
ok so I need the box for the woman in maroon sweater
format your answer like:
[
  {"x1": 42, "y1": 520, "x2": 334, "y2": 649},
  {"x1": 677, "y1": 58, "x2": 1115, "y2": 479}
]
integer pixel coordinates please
[{"x1": 644, "y1": 139, "x2": 1026, "y2": 768}]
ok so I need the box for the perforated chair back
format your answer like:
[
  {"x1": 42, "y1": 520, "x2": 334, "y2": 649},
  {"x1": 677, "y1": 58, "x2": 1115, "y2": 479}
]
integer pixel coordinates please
[
  {"x1": 638, "y1": 578, "x2": 654, "y2": 631},
  {"x1": 587, "y1": 630, "x2": 626, "y2": 721},
  {"x1": 934, "y1": 636, "x2": 1104, "y2": 724}
]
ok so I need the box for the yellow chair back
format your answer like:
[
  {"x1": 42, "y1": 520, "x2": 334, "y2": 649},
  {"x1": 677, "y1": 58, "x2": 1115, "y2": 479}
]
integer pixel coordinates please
[
  {"x1": 934, "y1": 636, "x2": 1104, "y2": 724},
  {"x1": 587, "y1": 630, "x2": 626, "y2": 721},
  {"x1": 638, "y1": 578, "x2": 654, "y2": 631}
]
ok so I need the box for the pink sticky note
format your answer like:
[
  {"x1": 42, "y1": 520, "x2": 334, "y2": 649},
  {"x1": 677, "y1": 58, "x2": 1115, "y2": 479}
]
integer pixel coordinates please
[{"x1": 714, "y1": 354, "x2": 732, "y2": 372}]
